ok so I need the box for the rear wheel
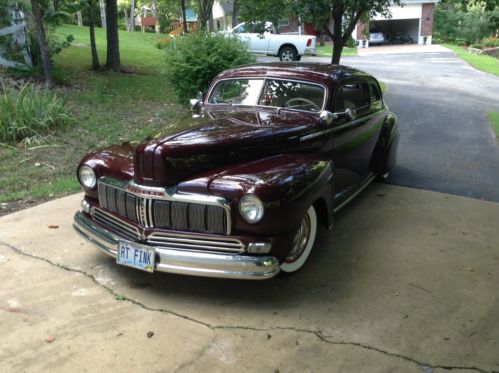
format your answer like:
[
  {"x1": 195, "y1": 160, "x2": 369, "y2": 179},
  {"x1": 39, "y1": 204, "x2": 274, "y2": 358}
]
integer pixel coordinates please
[
  {"x1": 280, "y1": 206, "x2": 317, "y2": 273},
  {"x1": 279, "y1": 46, "x2": 297, "y2": 62}
]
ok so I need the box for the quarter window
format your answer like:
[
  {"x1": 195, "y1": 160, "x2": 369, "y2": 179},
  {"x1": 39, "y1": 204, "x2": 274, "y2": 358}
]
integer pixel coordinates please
[{"x1": 333, "y1": 82, "x2": 370, "y2": 112}]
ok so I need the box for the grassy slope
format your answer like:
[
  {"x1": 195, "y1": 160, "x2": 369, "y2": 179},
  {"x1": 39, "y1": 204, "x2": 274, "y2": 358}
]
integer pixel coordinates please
[
  {"x1": 0, "y1": 25, "x2": 184, "y2": 207},
  {"x1": 487, "y1": 112, "x2": 499, "y2": 141},
  {"x1": 444, "y1": 44, "x2": 499, "y2": 77}
]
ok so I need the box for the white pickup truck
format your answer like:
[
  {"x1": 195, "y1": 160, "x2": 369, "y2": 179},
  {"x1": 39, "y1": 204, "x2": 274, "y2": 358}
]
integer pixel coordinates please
[{"x1": 228, "y1": 22, "x2": 317, "y2": 62}]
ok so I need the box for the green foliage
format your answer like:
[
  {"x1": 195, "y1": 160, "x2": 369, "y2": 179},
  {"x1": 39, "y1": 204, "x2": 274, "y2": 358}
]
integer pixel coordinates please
[
  {"x1": 487, "y1": 112, "x2": 499, "y2": 142},
  {"x1": 164, "y1": 31, "x2": 254, "y2": 104},
  {"x1": 0, "y1": 83, "x2": 70, "y2": 143},
  {"x1": 155, "y1": 36, "x2": 173, "y2": 49},
  {"x1": 434, "y1": 0, "x2": 498, "y2": 44},
  {"x1": 238, "y1": 0, "x2": 291, "y2": 32},
  {"x1": 471, "y1": 43, "x2": 483, "y2": 49},
  {"x1": 482, "y1": 37, "x2": 499, "y2": 47}
]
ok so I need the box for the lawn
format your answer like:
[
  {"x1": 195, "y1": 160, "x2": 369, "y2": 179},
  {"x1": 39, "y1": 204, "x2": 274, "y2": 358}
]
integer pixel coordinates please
[
  {"x1": 444, "y1": 44, "x2": 499, "y2": 77},
  {"x1": 0, "y1": 25, "x2": 185, "y2": 214},
  {"x1": 487, "y1": 112, "x2": 499, "y2": 142},
  {"x1": 316, "y1": 43, "x2": 357, "y2": 58}
]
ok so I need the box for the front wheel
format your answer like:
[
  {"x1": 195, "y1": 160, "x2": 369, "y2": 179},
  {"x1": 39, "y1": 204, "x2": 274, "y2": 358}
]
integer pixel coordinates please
[
  {"x1": 279, "y1": 46, "x2": 297, "y2": 62},
  {"x1": 280, "y1": 206, "x2": 317, "y2": 273}
]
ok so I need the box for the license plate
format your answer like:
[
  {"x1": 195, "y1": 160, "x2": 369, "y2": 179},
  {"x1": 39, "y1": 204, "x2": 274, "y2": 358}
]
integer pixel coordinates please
[{"x1": 117, "y1": 241, "x2": 155, "y2": 273}]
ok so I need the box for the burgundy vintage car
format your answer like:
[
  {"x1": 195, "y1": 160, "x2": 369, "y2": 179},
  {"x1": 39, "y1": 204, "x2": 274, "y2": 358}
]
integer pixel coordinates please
[{"x1": 73, "y1": 63, "x2": 398, "y2": 280}]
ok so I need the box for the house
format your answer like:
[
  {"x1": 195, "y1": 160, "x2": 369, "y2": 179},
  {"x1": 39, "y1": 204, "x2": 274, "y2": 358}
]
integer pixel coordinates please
[{"x1": 355, "y1": 0, "x2": 438, "y2": 46}]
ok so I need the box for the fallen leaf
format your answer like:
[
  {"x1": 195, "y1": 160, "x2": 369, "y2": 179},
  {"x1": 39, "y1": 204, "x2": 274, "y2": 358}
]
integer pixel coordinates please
[
  {"x1": 377, "y1": 192, "x2": 385, "y2": 197},
  {"x1": 392, "y1": 289, "x2": 399, "y2": 296},
  {"x1": 267, "y1": 333, "x2": 272, "y2": 340},
  {"x1": 147, "y1": 331, "x2": 154, "y2": 338},
  {"x1": 48, "y1": 225, "x2": 59, "y2": 229},
  {"x1": 467, "y1": 267, "x2": 474, "y2": 272},
  {"x1": 34, "y1": 162, "x2": 41, "y2": 167},
  {"x1": 45, "y1": 336, "x2": 56, "y2": 343}
]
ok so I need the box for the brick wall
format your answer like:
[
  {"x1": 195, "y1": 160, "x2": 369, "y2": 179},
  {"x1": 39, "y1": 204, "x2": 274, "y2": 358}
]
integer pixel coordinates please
[{"x1": 421, "y1": 3, "x2": 434, "y2": 36}]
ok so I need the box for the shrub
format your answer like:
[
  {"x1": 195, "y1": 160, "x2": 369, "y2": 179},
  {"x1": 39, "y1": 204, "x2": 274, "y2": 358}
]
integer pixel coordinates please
[
  {"x1": 0, "y1": 83, "x2": 70, "y2": 144},
  {"x1": 471, "y1": 43, "x2": 483, "y2": 49},
  {"x1": 345, "y1": 36, "x2": 356, "y2": 48},
  {"x1": 482, "y1": 37, "x2": 499, "y2": 48},
  {"x1": 155, "y1": 36, "x2": 173, "y2": 49},
  {"x1": 456, "y1": 39, "x2": 467, "y2": 46},
  {"x1": 164, "y1": 31, "x2": 254, "y2": 104}
]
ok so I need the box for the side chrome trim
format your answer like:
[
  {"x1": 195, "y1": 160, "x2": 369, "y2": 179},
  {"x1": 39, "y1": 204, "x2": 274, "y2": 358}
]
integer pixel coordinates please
[
  {"x1": 300, "y1": 112, "x2": 382, "y2": 142},
  {"x1": 333, "y1": 174, "x2": 375, "y2": 213},
  {"x1": 73, "y1": 211, "x2": 279, "y2": 280},
  {"x1": 99, "y1": 177, "x2": 232, "y2": 235}
]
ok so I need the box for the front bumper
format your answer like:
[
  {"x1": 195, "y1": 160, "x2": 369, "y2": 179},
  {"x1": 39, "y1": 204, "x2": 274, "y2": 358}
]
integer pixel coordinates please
[{"x1": 73, "y1": 211, "x2": 280, "y2": 280}]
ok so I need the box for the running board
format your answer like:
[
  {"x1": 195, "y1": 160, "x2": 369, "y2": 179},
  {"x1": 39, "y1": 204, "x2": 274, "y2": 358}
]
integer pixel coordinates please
[{"x1": 333, "y1": 174, "x2": 376, "y2": 213}]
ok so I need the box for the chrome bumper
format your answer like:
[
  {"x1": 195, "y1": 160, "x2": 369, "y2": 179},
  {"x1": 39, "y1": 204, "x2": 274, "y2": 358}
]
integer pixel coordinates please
[{"x1": 73, "y1": 211, "x2": 280, "y2": 280}]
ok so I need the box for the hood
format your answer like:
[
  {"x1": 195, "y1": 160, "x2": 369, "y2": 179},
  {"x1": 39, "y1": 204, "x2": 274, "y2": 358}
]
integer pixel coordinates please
[{"x1": 134, "y1": 110, "x2": 318, "y2": 186}]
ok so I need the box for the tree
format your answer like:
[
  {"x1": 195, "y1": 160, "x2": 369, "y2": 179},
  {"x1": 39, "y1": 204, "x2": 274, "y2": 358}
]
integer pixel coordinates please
[
  {"x1": 88, "y1": 0, "x2": 100, "y2": 68},
  {"x1": 105, "y1": 0, "x2": 120, "y2": 70},
  {"x1": 239, "y1": 0, "x2": 290, "y2": 33},
  {"x1": 30, "y1": 0, "x2": 54, "y2": 88},
  {"x1": 196, "y1": 0, "x2": 214, "y2": 29},
  {"x1": 295, "y1": 0, "x2": 399, "y2": 64}
]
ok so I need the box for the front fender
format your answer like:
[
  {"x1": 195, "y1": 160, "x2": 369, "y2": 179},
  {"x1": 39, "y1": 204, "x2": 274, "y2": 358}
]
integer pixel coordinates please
[{"x1": 202, "y1": 154, "x2": 334, "y2": 236}]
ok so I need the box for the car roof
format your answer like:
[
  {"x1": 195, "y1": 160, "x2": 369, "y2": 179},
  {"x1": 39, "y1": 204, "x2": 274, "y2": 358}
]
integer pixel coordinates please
[{"x1": 215, "y1": 63, "x2": 372, "y2": 86}]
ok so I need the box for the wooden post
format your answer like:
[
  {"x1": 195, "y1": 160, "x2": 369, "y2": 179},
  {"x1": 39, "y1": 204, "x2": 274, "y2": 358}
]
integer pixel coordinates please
[{"x1": 77, "y1": 11, "x2": 83, "y2": 26}]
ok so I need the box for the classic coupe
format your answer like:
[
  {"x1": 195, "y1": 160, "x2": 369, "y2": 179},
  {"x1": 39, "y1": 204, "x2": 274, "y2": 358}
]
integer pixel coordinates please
[{"x1": 73, "y1": 63, "x2": 399, "y2": 280}]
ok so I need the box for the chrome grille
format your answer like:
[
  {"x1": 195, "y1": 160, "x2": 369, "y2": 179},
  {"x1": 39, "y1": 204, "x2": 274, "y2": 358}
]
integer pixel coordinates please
[
  {"x1": 147, "y1": 232, "x2": 245, "y2": 254},
  {"x1": 93, "y1": 208, "x2": 141, "y2": 241},
  {"x1": 98, "y1": 181, "x2": 228, "y2": 235}
]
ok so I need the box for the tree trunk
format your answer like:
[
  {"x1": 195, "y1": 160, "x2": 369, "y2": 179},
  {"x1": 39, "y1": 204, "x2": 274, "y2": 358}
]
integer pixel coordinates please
[
  {"x1": 30, "y1": 0, "x2": 54, "y2": 88},
  {"x1": 330, "y1": 11, "x2": 344, "y2": 65},
  {"x1": 77, "y1": 11, "x2": 83, "y2": 26},
  {"x1": 152, "y1": 0, "x2": 159, "y2": 32},
  {"x1": 180, "y1": 0, "x2": 188, "y2": 33},
  {"x1": 105, "y1": 0, "x2": 120, "y2": 71},
  {"x1": 232, "y1": 0, "x2": 238, "y2": 28},
  {"x1": 88, "y1": 0, "x2": 100, "y2": 69},
  {"x1": 130, "y1": 0, "x2": 135, "y2": 30},
  {"x1": 99, "y1": 0, "x2": 106, "y2": 29}
]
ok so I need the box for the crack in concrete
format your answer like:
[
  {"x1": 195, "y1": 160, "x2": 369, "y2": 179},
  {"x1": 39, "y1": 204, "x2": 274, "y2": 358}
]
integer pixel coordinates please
[{"x1": 1, "y1": 240, "x2": 492, "y2": 373}]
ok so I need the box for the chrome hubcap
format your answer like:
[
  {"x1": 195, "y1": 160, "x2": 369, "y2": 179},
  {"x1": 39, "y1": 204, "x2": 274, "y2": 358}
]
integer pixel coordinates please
[
  {"x1": 285, "y1": 213, "x2": 311, "y2": 263},
  {"x1": 282, "y1": 50, "x2": 294, "y2": 61}
]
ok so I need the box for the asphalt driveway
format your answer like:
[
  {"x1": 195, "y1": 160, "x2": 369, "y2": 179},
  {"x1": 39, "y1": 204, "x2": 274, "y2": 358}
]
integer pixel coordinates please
[{"x1": 260, "y1": 47, "x2": 499, "y2": 202}]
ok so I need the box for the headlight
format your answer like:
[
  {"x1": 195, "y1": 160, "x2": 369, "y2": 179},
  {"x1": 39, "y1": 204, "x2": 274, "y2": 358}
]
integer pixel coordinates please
[
  {"x1": 239, "y1": 194, "x2": 264, "y2": 223},
  {"x1": 78, "y1": 165, "x2": 97, "y2": 189}
]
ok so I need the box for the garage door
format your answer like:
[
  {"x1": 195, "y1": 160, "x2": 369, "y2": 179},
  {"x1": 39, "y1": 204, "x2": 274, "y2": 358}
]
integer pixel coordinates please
[{"x1": 370, "y1": 19, "x2": 419, "y2": 44}]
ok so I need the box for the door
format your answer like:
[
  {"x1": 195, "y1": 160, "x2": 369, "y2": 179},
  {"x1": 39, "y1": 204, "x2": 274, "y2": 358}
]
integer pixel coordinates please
[{"x1": 330, "y1": 80, "x2": 384, "y2": 203}]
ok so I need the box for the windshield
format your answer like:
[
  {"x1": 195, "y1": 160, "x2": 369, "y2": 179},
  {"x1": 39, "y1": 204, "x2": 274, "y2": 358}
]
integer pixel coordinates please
[{"x1": 208, "y1": 78, "x2": 325, "y2": 112}]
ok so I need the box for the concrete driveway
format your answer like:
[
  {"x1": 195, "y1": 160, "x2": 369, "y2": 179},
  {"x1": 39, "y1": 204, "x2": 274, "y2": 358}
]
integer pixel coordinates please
[{"x1": 1, "y1": 187, "x2": 498, "y2": 372}]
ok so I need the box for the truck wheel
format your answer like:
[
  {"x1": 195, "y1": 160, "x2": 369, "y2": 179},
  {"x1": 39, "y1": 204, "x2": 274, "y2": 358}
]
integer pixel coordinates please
[
  {"x1": 280, "y1": 206, "x2": 317, "y2": 273},
  {"x1": 279, "y1": 46, "x2": 297, "y2": 62}
]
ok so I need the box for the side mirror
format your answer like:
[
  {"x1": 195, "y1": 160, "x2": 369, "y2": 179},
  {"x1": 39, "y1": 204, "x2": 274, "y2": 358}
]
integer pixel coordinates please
[{"x1": 319, "y1": 110, "x2": 335, "y2": 127}]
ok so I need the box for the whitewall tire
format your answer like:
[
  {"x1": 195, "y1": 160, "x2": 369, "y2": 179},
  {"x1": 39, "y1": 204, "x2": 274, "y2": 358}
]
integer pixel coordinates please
[{"x1": 280, "y1": 206, "x2": 317, "y2": 273}]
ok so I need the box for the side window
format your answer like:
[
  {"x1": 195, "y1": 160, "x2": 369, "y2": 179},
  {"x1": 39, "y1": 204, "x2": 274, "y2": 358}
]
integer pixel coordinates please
[
  {"x1": 333, "y1": 82, "x2": 370, "y2": 112},
  {"x1": 369, "y1": 81, "x2": 382, "y2": 104}
]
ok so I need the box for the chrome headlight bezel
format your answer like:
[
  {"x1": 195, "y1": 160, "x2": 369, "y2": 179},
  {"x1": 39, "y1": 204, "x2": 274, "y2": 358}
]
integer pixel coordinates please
[
  {"x1": 238, "y1": 194, "x2": 264, "y2": 224},
  {"x1": 78, "y1": 165, "x2": 97, "y2": 189}
]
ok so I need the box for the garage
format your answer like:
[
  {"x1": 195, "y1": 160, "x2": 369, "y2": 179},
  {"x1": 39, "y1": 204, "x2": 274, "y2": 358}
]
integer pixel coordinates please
[
  {"x1": 370, "y1": 19, "x2": 420, "y2": 44},
  {"x1": 354, "y1": 1, "x2": 437, "y2": 46}
]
